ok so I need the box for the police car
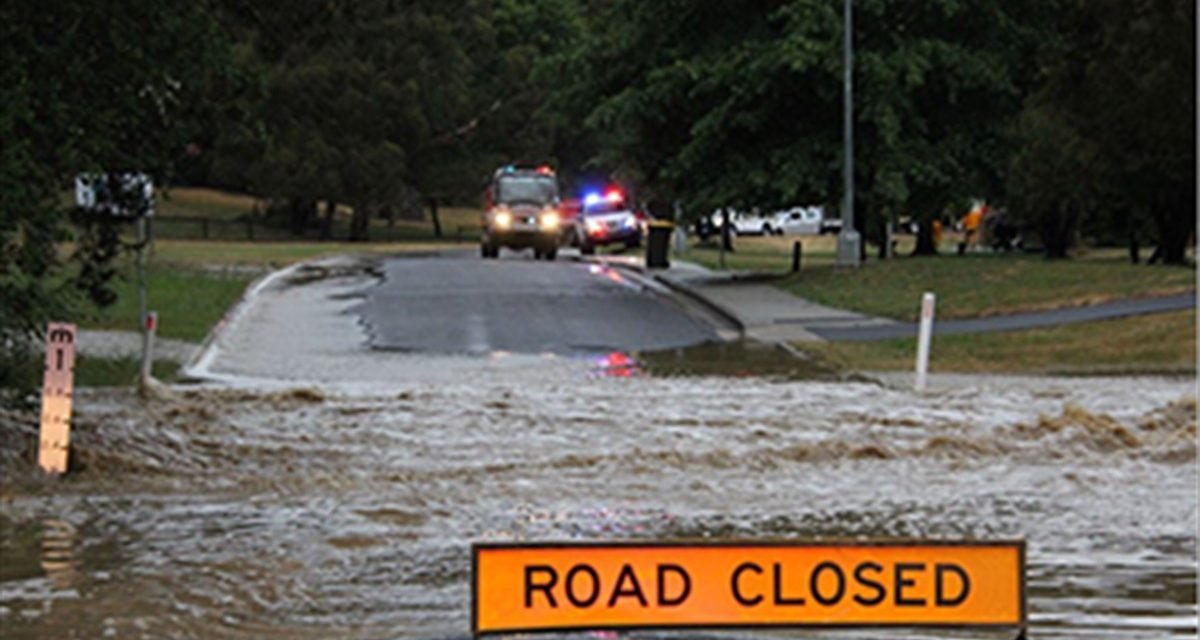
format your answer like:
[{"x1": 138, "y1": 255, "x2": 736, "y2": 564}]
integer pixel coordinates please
[{"x1": 573, "y1": 189, "x2": 644, "y2": 255}]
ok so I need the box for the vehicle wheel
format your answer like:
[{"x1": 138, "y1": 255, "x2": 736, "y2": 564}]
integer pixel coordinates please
[
  {"x1": 545, "y1": 248, "x2": 557, "y2": 261},
  {"x1": 773, "y1": 227, "x2": 784, "y2": 236},
  {"x1": 481, "y1": 243, "x2": 496, "y2": 258},
  {"x1": 625, "y1": 237, "x2": 641, "y2": 250},
  {"x1": 580, "y1": 243, "x2": 595, "y2": 256}
]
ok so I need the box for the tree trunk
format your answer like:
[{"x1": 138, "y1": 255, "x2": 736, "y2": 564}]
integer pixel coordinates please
[
  {"x1": 429, "y1": 198, "x2": 442, "y2": 238},
  {"x1": 1152, "y1": 202, "x2": 1193, "y2": 265},
  {"x1": 720, "y1": 208, "x2": 734, "y2": 252},
  {"x1": 288, "y1": 199, "x2": 315, "y2": 236},
  {"x1": 1041, "y1": 206, "x2": 1074, "y2": 259},
  {"x1": 349, "y1": 203, "x2": 371, "y2": 242},
  {"x1": 322, "y1": 200, "x2": 336, "y2": 241},
  {"x1": 912, "y1": 221, "x2": 938, "y2": 256}
]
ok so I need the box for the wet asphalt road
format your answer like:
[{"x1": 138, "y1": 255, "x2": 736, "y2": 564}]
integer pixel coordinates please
[{"x1": 359, "y1": 253, "x2": 719, "y2": 355}]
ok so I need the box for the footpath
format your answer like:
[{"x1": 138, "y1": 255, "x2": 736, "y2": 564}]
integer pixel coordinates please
[{"x1": 599, "y1": 256, "x2": 1196, "y2": 343}]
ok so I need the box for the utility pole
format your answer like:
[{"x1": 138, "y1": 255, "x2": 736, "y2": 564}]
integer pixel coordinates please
[{"x1": 837, "y1": 0, "x2": 862, "y2": 268}]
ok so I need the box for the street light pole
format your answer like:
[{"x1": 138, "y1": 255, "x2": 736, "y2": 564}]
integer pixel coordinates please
[{"x1": 837, "y1": 0, "x2": 862, "y2": 268}]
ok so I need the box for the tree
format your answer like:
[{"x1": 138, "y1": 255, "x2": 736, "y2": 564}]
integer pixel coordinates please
[
  {"x1": 552, "y1": 0, "x2": 1050, "y2": 250},
  {"x1": 1, "y1": 1, "x2": 227, "y2": 402},
  {"x1": 1007, "y1": 0, "x2": 1195, "y2": 262},
  {"x1": 202, "y1": 0, "x2": 585, "y2": 240}
]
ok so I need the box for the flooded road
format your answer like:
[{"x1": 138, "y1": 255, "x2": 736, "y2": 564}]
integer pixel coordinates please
[
  {"x1": 1, "y1": 255, "x2": 1196, "y2": 638},
  {"x1": 1, "y1": 371, "x2": 1194, "y2": 639}
]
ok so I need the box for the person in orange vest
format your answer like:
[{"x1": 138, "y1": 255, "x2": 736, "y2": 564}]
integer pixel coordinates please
[{"x1": 961, "y1": 203, "x2": 985, "y2": 252}]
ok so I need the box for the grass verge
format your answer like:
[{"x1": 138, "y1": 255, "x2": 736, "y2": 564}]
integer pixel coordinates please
[
  {"x1": 801, "y1": 310, "x2": 1196, "y2": 375},
  {"x1": 152, "y1": 187, "x2": 481, "y2": 242},
  {"x1": 781, "y1": 254, "x2": 1193, "y2": 321},
  {"x1": 86, "y1": 262, "x2": 256, "y2": 342},
  {"x1": 685, "y1": 235, "x2": 1193, "y2": 321},
  {"x1": 74, "y1": 357, "x2": 181, "y2": 386}
]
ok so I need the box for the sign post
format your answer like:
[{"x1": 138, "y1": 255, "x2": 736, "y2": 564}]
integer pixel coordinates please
[
  {"x1": 474, "y1": 540, "x2": 1025, "y2": 636},
  {"x1": 915, "y1": 292, "x2": 936, "y2": 390},
  {"x1": 38, "y1": 323, "x2": 77, "y2": 475},
  {"x1": 141, "y1": 311, "x2": 157, "y2": 385}
]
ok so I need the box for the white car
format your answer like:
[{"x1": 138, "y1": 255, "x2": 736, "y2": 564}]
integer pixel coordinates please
[
  {"x1": 773, "y1": 206, "x2": 842, "y2": 235},
  {"x1": 710, "y1": 209, "x2": 779, "y2": 236}
]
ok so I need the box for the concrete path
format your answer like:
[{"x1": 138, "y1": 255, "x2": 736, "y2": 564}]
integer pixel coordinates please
[
  {"x1": 599, "y1": 256, "x2": 1196, "y2": 343},
  {"x1": 593, "y1": 256, "x2": 895, "y2": 342}
]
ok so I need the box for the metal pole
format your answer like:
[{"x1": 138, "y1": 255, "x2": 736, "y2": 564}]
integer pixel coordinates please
[
  {"x1": 792, "y1": 241, "x2": 802, "y2": 273},
  {"x1": 837, "y1": 0, "x2": 862, "y2": 268}
]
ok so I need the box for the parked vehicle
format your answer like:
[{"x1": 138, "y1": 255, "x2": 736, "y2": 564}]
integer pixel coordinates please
[
  {"x1": 769, "y1": 206, "x2": 843, "y2": 236},
  {"x1": 574, "y1": 189, "x2": 644, "y2": 254},
  {"x1": 481, "y1": 165, "x2": 562, "y2": 260},
  {"x1": 772, "y1": 207, "x2": 823, "y2": 235}
]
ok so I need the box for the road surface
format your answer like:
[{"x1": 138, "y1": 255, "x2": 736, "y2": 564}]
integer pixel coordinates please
[{"x1": 360, "y1": 253, "x2": 719, "y2": 355}]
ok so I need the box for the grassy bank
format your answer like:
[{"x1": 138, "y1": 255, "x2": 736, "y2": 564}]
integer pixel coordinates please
[
  {"x1": 802, "y1": 310, "x2": 1196, "y2": 375},
  {"x1": 86, "y1": 262, "x2": 256, "y2": 342},
  {"x1": 783, "y1": 254, "x2": 1193, "y2": 321},
  {"x1": 74, "y1": 357, "x2": 182, "y2": 386},
  {"x1": 153, "y1": 187, "x2": 480, "y2": 242},
  {"x1": 685, "y1": 235, "x2": 1194, "y2": 321}
]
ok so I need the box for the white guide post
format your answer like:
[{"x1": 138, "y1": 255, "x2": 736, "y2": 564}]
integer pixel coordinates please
[{"x1": 915, "y1": 292, "x2": 936, "y2": 391}]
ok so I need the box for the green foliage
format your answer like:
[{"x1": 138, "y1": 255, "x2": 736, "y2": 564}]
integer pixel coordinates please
[
  {"x1": 1, "y1": 1, "x2": 227, "y2": 403},
  {"x1": 203, "y1": 0, "x2": 585, "y2": 238},
  {"x1": 554, "y1": 0, "x2": 1049, "y2": 235}
]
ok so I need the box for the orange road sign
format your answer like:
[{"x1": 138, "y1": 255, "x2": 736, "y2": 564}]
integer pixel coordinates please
[
  {"x1": 473, "y1": 540, "x2": 1025, "y2": 635},
  {"x1": 38, "y1": 323, "x2": 77, "y2": 475}
]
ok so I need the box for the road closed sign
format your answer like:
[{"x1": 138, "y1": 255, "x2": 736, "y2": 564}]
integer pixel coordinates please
[{"x1": 473, "y1": 540, "x2": 1025, "y2": 635}]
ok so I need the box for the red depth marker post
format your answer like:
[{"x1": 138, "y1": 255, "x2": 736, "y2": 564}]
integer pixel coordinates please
[{"x1": 39, "y1": 322, "x2": 77, "y2": 475}]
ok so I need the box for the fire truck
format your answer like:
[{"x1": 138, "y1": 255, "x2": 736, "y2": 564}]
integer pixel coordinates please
[{"x1": 481, "y1": 165, "x2": 562, "y2": 260}]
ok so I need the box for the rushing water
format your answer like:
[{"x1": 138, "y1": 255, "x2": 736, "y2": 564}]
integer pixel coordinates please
[{"x1": 0, "y1": 364, "x2": 1194, "y2": 639}]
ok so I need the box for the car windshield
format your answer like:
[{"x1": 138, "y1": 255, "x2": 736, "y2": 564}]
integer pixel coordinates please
[
  {"x1": 583, "y1": 201, "x2": 629, "y2": 216},
  {"x1": 496, "y1": 176, "x2": 557, "y2": 205}
]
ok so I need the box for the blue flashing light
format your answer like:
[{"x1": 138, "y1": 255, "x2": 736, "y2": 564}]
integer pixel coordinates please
[{"x1": 584, "y1": 192, "x2": 602, "y2": 206}]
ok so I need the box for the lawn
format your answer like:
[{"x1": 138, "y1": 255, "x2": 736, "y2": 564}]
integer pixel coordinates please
[
  {"x1": 85, "y1": 261, "x2": 256, "y2": 342},
  {"x1": 802, "y1": 310, "x2": 1196, "y2": 375},
  {"x1": 151, "y1": 187, "x2": 481, "y2": 243},
  {"x1": 149, "y1": 239, "x2": 460, "y2": 268},
  {"x1": 782, "y1": 254, "x2": 1193, "y2": 321},
  {"x1": 683, "y1": 235, "x2": 1194, "y2": 321}
]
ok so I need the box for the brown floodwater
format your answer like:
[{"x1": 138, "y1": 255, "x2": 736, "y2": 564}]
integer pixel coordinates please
[{"x1": 0, "y1": 365, "x2": 1195, "y2": 639}]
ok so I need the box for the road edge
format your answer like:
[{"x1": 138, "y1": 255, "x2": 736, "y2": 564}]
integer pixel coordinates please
[
  {"x1": 578, "y1": 256, "x2": 746, "y2": 338},
  {"x1": 180, "y1": 261, "x2": 307, "y2": 382}
]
